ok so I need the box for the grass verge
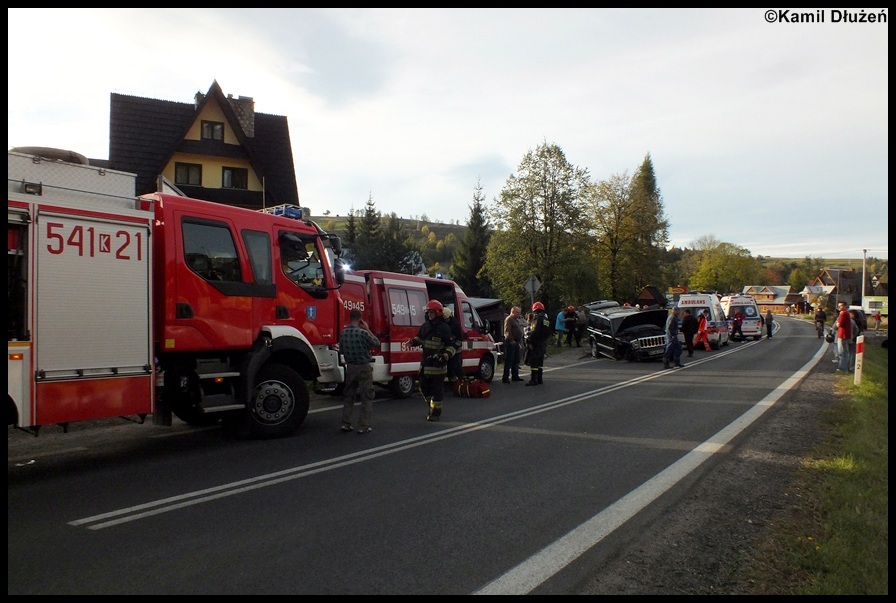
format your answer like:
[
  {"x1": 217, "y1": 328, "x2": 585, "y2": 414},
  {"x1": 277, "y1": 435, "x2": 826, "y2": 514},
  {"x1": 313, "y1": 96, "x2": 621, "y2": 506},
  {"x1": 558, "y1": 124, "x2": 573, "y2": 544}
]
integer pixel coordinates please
[{"x1": 740, "y1": 337, "x2": 889, "y2": 594}]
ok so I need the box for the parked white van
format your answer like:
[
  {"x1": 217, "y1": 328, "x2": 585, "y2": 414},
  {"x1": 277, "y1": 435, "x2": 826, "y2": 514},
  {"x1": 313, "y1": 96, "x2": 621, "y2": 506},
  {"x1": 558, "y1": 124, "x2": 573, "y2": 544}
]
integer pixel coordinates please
[
  {"x1": 720, "y1": 294, "x2": 763, "y2": 341},
  {"x1": 677, "y1": 292, "x2": 730, "y2": 350}
]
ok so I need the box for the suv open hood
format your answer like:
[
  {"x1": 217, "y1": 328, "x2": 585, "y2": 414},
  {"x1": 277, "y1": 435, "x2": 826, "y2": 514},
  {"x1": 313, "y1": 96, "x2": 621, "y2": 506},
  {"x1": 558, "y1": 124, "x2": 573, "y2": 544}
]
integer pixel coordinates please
[{"x1": 609, "y1": 308, "x2": 667, "y2": 334}]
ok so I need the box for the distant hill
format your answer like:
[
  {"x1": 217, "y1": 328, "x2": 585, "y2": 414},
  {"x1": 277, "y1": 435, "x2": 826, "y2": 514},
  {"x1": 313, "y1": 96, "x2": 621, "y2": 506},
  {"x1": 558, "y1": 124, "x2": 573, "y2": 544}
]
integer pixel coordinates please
[
  {"x1": 312, "y1": 216, "x2": 467, "y2": 241},
  {"x1": 758, "y1": 257, "x2": 866, "y2": 270},
  {"x1": 313, "y1": 216, "x2": 871, "y2": 266}
]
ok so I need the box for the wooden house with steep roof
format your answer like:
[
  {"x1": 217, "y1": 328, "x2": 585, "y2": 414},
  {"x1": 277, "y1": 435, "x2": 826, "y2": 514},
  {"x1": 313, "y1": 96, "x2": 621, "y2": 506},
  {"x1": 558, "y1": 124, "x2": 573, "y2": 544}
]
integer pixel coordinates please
[
  {"x1": 806, "y1": 269, "x2": 863, "y2": 307},
  {"x1": 90, "y1": 80, "x2": 298, "y2": 210},
  {"x1": 742, "y1": 285, "x2": 803, "y2": 314}
]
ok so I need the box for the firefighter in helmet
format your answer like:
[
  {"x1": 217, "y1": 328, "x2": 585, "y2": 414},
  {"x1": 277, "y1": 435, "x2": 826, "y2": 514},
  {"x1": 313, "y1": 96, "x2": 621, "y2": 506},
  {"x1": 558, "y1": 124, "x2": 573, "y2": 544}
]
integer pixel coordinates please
[
  {"x1": 525, "y1": 301, "x2": 552, "y2": 386},
  {"x1": 408, "y1": 299, "x2": 457, "y2": 421}
]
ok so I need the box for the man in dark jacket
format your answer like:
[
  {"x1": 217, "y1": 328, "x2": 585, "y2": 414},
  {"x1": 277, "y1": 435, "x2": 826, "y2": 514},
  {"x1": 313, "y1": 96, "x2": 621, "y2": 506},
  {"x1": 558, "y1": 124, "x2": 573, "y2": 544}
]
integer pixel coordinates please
[
  {"x1": 501, "y1": 306, "x2": 525, "y2": 383},
  {"x1": 680, "y1": 308, "x2": 699, "y2": 357},
  {"x1": 525, "y1": 301, "x2": 553, "y2": 386},
  {"x1": 814, "y1": 306, "x2": 828, "y2": 339}
]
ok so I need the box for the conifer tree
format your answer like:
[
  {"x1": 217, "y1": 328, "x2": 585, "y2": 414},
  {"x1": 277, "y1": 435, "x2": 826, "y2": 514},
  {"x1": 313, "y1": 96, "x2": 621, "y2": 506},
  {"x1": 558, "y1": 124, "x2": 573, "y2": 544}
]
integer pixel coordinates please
[{"x1": 451, "y1": 180, "x2": 493, "y2": 297}]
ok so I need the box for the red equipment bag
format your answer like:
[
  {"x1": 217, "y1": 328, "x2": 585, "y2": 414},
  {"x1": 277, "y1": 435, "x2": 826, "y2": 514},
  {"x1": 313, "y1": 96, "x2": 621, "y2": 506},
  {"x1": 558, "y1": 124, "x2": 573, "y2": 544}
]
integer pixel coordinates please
[{"x1": 452, "y1": 378, "x2": 491, "y2": 398}]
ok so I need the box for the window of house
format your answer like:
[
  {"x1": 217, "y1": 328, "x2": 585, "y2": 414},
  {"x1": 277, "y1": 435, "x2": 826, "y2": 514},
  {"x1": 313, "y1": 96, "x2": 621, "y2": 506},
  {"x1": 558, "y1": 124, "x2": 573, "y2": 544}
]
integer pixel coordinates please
[
  {"x1": 201, "y1": 121, "x2": 224, "y2": 141},
  {"x1": 175, "y1": 162, "x2": 202, "y2": 186},
  {"x1": 222, "y1": 167, "x2": 248, "y2": 189}
]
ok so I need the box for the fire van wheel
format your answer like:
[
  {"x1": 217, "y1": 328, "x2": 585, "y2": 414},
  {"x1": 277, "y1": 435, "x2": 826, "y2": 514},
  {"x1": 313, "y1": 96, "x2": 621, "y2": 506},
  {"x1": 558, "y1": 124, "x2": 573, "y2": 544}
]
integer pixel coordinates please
[
  {"x1": 476, "y1": 356, "x2": 495, "y2": 382},
  {"x1": 390, "y1": 374, "x2": 416, "y2": 398},
  {"x1": 246, "y1": 364, "x2": 309, "y2": 439}
]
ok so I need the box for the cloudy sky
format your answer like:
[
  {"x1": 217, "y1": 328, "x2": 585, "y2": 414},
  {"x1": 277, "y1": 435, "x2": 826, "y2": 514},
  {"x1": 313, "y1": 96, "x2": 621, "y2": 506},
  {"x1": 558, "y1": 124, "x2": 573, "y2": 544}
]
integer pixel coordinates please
[{"x1": 8, "y1": 8, "x2": 888, "y2": 260}]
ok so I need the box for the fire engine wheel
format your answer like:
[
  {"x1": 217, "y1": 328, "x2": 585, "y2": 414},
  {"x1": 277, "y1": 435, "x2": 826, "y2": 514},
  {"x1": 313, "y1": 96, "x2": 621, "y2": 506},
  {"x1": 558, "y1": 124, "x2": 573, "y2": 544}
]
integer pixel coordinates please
[
  {"x1": 390, "y1": 374, "x2": 416, "y2": 398},
  {"x1": 246, "y1": 364, "x2": 309, "y2": 439},
  {"x1": 475, "y1": 356, "x2": 495, "y2": 382}
]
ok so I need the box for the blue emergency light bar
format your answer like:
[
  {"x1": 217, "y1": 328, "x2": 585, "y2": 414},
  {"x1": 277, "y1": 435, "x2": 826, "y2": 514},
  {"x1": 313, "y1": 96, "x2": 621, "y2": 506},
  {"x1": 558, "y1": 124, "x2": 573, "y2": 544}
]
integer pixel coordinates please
[{"x1": 260, "y1": 204, "x2": 310, "y2": 220}]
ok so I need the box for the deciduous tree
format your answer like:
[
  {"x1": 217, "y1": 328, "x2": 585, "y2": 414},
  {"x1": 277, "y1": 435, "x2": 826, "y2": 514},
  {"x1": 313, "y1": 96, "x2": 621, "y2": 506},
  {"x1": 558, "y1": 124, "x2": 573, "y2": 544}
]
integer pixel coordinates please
[{"x1": 485, "y1": 141, "x2": 591, "y2": 311}]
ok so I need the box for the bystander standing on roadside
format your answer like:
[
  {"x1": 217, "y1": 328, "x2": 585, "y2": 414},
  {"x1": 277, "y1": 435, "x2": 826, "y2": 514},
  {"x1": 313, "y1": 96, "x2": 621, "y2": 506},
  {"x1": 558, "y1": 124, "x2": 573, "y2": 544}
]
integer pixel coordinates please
[
  {"x1": 518, "y1": 310, "x2": 530, "y2": 345},
  {"x1": 662, "y1": 306, "x2": 684, "y2": 369},
  {"x1": 554, "y1": 308, "x2": 567, "y2": 347},
  {"x1": 764, "y1": 309, "x2": 774, "y2": 339},
  {"x1": 338, "y1": 309, "x2": 381, "y2": 434},
  {"x1": 834, "y1": 301, "x2": 851, "y2": 373},
  {"x1": 814, "y1": 305, "x2": 828, "y2": 339},
  {"x1": 563, "y1": 306, "x2": 577, "y2": 347},
  {"x1": 573, "y1": 305, "x2": 587, "y2": 347},
  {"x1": 872, "y1": 310, "x2": 882, "y2": 331},
  {"x1": 680, "y1": 308, "x2": 698, "y2": 357},
  {"x1": 501, "y1": 306, "x2": 525, "y2": 383}
]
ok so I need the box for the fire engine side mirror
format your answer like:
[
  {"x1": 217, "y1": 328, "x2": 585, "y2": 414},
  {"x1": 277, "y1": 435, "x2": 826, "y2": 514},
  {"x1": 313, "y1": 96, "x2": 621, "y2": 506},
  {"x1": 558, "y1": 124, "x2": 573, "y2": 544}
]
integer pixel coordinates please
[{"x1": 329, "y1": 234, "x2": 343, "y2": 257}]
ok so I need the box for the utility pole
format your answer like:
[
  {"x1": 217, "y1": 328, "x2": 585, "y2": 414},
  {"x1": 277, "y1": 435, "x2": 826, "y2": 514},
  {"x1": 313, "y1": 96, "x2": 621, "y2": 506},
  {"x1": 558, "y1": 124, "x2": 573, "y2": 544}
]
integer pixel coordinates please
[{"x1": 861, "y1": 248, "x2": 867, "y2": 310}]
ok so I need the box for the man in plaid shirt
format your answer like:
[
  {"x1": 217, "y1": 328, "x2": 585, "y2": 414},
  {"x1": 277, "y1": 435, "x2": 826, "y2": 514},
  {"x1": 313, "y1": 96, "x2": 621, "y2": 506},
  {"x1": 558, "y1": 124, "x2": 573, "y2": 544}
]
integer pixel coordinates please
[{"x1": 339, "y1": 309, "x2": 381, "y2": 434}]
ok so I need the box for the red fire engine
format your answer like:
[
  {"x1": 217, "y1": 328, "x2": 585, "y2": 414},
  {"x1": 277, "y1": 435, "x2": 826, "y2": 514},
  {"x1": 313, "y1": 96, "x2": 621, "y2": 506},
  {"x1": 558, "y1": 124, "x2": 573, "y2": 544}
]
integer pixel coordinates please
[{"x1": 8, "y1": 149, "x2": 346, "y2": 438}]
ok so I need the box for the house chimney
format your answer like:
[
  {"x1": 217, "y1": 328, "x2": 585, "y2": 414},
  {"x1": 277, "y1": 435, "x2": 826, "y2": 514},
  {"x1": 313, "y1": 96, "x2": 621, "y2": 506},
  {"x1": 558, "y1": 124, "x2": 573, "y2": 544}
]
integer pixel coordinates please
[
  {"x1": 194, "y1": 91, "x2": 205, "y2": 108},
  {"x1": 229, "y1": 95, "x2": 256, "y2": 138}
]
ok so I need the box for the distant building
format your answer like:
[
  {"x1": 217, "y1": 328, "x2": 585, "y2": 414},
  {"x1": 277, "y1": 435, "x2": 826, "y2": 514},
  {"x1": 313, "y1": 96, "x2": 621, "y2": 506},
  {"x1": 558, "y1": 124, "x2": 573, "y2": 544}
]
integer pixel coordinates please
[{"x1": 742, "y1": 285, "x2": 802, "y2": 314}]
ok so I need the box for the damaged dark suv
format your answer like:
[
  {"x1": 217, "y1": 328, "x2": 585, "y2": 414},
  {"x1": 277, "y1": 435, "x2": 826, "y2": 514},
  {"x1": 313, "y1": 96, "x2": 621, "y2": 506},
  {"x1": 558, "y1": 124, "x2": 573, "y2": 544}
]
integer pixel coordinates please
[{"x1": 586, "y1": 306, "x2": 668, "y2": 362}]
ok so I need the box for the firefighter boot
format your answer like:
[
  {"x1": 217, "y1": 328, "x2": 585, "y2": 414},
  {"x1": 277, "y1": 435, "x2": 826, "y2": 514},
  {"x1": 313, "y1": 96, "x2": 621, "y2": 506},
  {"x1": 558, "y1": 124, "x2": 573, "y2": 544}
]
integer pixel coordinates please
[
  {"x1": 426, "y1": 401, "x2": 442, "y2": 422},
  {"x1": 537, "y1": 371, "x2": 543, "y2": 385},
  {"x1": 526, "y1": 369, "x2": 541, "y2": 386}
]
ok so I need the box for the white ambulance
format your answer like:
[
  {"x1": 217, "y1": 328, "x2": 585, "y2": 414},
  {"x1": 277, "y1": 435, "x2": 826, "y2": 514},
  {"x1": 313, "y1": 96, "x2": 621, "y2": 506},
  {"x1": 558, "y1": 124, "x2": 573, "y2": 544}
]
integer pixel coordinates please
[
  {"x1": 720, "y1": 294, "x2": 763, "y2": 341},
  {"x1": 676, "y1": 292, "x2": 730, "y2": 350}
]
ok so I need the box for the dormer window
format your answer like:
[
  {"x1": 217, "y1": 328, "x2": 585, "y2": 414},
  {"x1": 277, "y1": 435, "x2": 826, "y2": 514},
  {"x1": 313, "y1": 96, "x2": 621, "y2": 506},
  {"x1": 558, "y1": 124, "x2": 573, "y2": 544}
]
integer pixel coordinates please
[{"x1": 201, "y1": 121, "x2": 224, "y2": 141}]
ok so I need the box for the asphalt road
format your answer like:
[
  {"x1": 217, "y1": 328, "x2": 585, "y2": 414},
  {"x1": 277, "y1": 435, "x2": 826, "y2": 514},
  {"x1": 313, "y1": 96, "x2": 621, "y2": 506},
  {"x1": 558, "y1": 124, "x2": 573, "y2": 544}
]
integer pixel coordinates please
[{"x1": 9, "y1": 318, "x2": 855, "y2": 595}]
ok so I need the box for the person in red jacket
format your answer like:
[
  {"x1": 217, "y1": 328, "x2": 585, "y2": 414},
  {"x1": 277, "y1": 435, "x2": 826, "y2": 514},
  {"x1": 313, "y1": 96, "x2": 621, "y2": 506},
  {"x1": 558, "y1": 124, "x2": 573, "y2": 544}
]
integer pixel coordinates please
[{"x1": 693, "y1": 310, "x2": 711, "y2": 351}]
